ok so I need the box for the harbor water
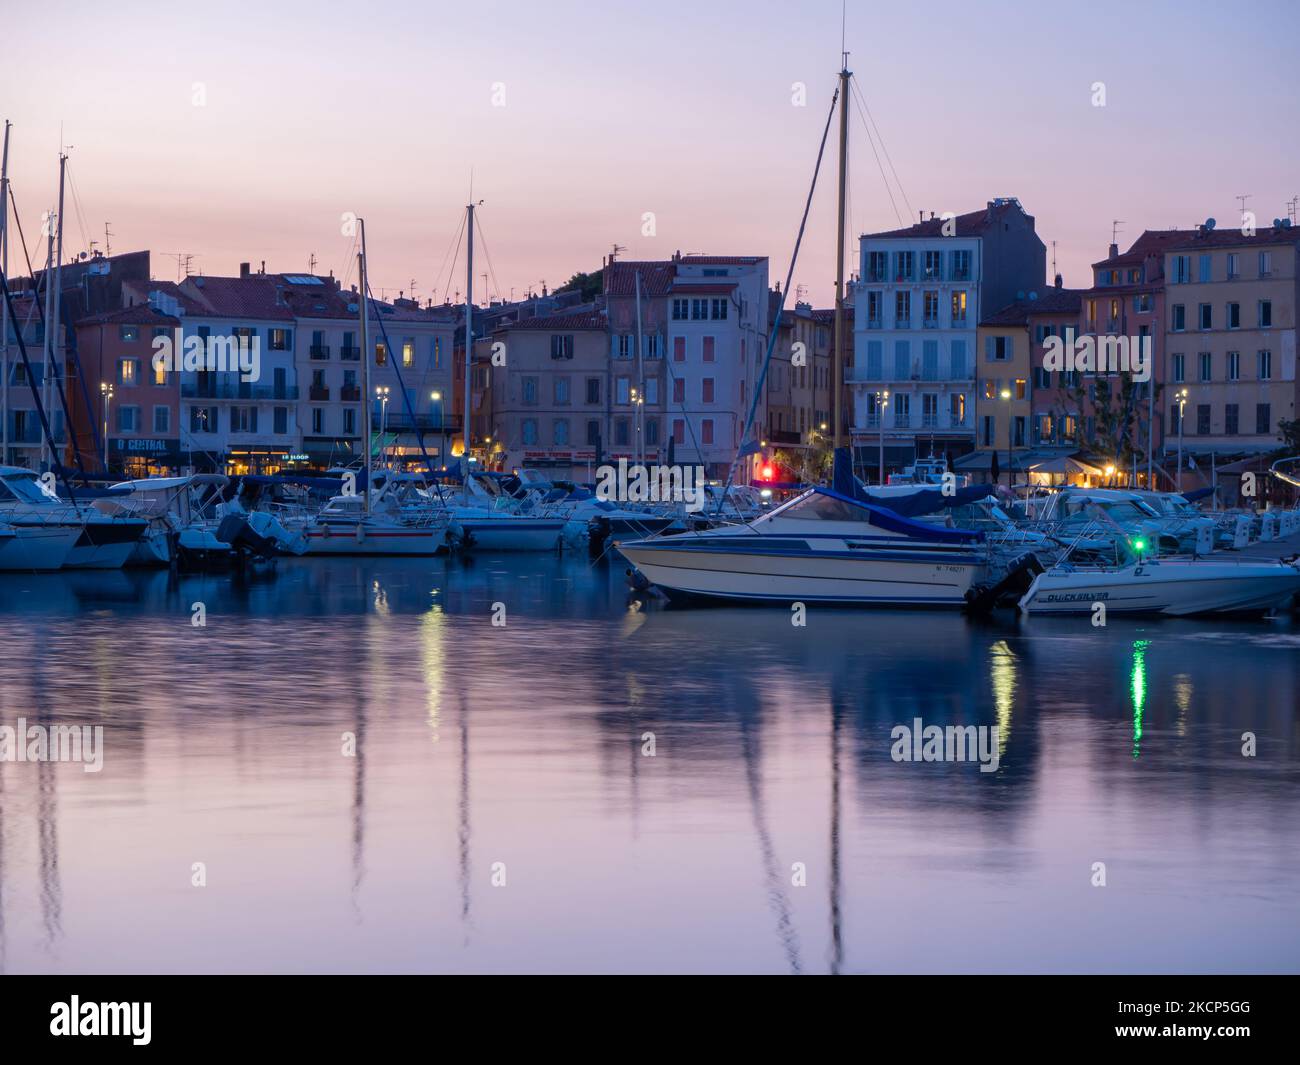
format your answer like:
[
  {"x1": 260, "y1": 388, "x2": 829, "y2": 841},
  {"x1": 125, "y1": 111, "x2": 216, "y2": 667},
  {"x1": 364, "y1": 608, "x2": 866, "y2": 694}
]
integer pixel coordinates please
[{"x1": 1, "y1": 553, "x2": 1298, "y2": 974}]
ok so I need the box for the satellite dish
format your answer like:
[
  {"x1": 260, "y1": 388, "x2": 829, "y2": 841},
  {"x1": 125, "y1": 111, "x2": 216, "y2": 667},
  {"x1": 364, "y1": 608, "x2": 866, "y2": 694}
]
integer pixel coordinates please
[{"x1": 1205, "y1": 217, "x2": 1216, "y2": 230}]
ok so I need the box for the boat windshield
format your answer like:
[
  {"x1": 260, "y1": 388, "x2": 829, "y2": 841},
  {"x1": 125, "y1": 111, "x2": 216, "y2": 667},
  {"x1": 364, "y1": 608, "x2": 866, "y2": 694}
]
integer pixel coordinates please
[
  {"x1": 0, "y1": 472, "x2": 59, "y2": 504},
  {"x1": 773, "y1": 491, "x2": 869, "y2": 522}
]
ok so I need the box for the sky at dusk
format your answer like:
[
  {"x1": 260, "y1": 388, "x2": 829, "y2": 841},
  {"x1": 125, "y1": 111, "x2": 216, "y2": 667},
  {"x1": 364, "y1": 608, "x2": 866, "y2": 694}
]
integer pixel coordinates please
[{"x1": 2, "y1": 0, "x2": 1298, "y2": 307}]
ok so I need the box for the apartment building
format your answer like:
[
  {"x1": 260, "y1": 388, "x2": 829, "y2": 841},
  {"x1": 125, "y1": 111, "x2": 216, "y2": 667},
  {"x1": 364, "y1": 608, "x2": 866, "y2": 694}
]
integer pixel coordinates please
[
  {"x1": 487, "y1": 312, "x2": 611, "y2": 478},
  {"x1": 1162, "y1": 221, "x2": 1300, "y2": 459},
  {"x1": 72, "y1": 303, "x2": 182, "y2": 476},
  {"x1": 2, "y1": 293, "x2": 67, "y2": 468},
  {"x1": 604, "y1": 253, "x2": 770, "y2": 480},
  {"x1": 850, "y1": 198, "x2": 1045, "y2": 476}
]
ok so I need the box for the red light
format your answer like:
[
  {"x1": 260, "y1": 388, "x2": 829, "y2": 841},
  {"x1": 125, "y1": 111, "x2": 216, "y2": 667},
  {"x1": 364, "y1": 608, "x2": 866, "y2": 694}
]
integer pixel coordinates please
[{"x1": 761, "y1": 465, "x2": 774, "y2": 480}]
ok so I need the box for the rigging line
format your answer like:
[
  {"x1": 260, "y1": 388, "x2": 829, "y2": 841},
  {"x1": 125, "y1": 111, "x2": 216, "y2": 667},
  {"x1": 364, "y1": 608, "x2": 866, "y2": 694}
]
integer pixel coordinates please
[
  {"x1": 64, "y1": 161, "x2": 91, "y2": 256},
  {"x1": 851, "y1": 79, "x2": 913, "y2": 223},
  {"x1": 440, "y1": 214, "x2": 466, "y2": 306},
  {"x1": 473, "y1": 212, "x2": 502, "y2": 306},
  {"x1": 715, "y1": 82, "x2": 839, "y2": 515},
  {"x1": 847, "y1": 82, "x2": 902, "y2": 227},
  {"x1": 431, "y1": 211, "x2": 467, "y2": 308}
]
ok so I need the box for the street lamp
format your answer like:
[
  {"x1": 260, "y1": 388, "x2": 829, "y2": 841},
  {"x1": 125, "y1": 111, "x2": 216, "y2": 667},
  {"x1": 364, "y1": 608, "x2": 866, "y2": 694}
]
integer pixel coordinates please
[
  {"x1": 1001, "y1": 388, "x2": 1012, "y2": 490},
  {"x1": 375, "y1": 385, "x2": 390, "y2": 468},
  {"x1": 431, "y1": 390, "x2": 444, "y2": 468},
  {"x1": 1176, "y1": 387, "x2": 1189, "y2": 492},
  {"x1": 100, "y1": 382, "x2": 114, "y2": 471},
  {"x1": 875, "y1": 390, "x2": 890, "y2": 485}
]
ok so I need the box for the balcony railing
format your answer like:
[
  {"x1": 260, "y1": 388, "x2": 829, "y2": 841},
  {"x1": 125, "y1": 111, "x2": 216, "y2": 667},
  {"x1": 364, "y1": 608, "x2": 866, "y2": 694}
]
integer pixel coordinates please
[
  {"x1": 896, "y1": 317, "x2": 912, "y2": 329},
  {"x1": 309, "y1": 386, "x2": 330, "y2": 401},
  {"x1": 923, "y1": 317, "x2": 939, "y2": 329},
  {"x1": 385, "y1": 413, "x2": 462, "y2": 432},
  {"x1": 310, "y1": 344, "x2": 331, "y2": 360},
  {"x1": 340, "y1": 346, "x2": 361, "y2": 361},
  {"x1": 181, "y1": 382, "x2": 300, "y2": 401},
  {"x1": 340, "y1": 385, "x2": 361, "y2": 402},
  {"x1": 866, "y1": 317, "x2": 882, "y2": 329}
]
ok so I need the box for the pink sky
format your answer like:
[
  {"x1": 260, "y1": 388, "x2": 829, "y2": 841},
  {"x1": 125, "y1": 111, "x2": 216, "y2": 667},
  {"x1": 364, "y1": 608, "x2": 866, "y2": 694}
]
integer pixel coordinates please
[{"x1": 3, "y1": 0, "x2": 1297, "y2": 307}]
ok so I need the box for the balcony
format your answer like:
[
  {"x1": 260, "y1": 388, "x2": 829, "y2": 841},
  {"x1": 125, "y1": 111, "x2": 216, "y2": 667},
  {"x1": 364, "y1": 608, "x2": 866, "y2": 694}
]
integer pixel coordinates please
[
  {"x1": 340, "y1": 346, "x2": 361, "y2": 361},
  {"x1": 895, "y1": 318, "x2": 912, "y2": 330},
  {"x1": 340, "y1": 385, "x2": 361, "y2": 402},
  {"x1": 923, "y1": 317, "x2": 939, "y2": 329},
  {"x1": 181, "y1": 382, "x2": 300, "y2": 401},
  {"x1": 866, "y1": 317, "x2": 882, "y2": 330},
  {"x1": 385, "y1": 413, "x2": 462, "y2": 433},
  {"x1": 309, "y1": 385, "x2": 330, "y2": 401},
  {"x1": 310, "y1": 344, "x2": 331, "y2": 360}
]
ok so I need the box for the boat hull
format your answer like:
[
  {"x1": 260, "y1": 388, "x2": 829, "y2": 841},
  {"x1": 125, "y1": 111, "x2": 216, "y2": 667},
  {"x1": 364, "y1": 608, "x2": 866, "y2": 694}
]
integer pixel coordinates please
[
  {"x1": 619, "y1": 539, "x2": 986, "y2": 606},
  {"x1": 1020, "y1": 562, "x2": 1300, "y2": 616},
  {"x1": 0, "y1": 524, "x2": 80, "y2": 571},
  {"x1": 454, "y1": 518, "x2": 564, "y2": 552},
  {"x1": 304, "y1": 525, "x2": 450, "y2": 556},
  {"x1": 64, "y1": 519, "x2": 149, "y2": 569}
]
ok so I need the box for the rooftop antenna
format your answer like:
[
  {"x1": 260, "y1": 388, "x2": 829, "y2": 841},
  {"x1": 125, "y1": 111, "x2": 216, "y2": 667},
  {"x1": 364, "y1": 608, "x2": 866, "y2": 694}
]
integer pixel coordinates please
[
  {"x1": 1237, "y1": 194, "x2": 1252, "y2": 215},
  {"x1": 1051, "y1": 240, "x2": 1058, "y2": 277},
  {"x1": 1110, "y1": 220, "x2": 1124, "y2": 246},
  {"x1": 1288, "y1": 196, "x2": 1298, "y2": 225},
  {"x1": 482, "y1": 271, "x2": 489, "y2": 304},
  {"x1": 610, "y1": 243, "x2": 626, "y2": 263},
  {"x1": 308, "y1": 252, "x2": 318, "y2": 274},
  {"x1": 103, "y1": 221, "x2": 113, "y2": 258},
  {"x1": 409, "y1": 278, "x2": 418, "y2": 301},
  {"x1": 163, "y1": 252, "x2": 195, "y2": 281}
]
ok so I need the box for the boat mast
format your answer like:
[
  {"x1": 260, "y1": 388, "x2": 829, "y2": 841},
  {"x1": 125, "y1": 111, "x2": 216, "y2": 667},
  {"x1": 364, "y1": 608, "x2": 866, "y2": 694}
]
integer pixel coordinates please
[
  {"x1": 357, "y1": 218, "x2": 371, "y2": 515},
  {"x1": 50, "y1": 152, "x2": 66, "y2": 472},
  {"x1": 634, "y1": 270, "x2": 644, "y2": 467},
  {"x1": 0, "y1": 120, "x2": 10, "y2": 463},
  {"x1": 463, "y1": 202, "x2": 474, "y2": 475},
  {"x1": 831, "y1": 55, "x2": 851, "y2": 454}
]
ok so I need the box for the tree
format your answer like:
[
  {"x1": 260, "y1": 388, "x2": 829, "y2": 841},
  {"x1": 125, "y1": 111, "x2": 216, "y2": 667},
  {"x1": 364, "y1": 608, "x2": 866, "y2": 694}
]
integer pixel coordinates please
[
  {"x1": 1052, "y1": 375, "x2": 1162, "y2": 482},
  {"x1": 557, "y1": 269, "x2": 603, "y2": 301},
  {"x1": 772, "y1": 429, "x2": 834, "y2": 486}
]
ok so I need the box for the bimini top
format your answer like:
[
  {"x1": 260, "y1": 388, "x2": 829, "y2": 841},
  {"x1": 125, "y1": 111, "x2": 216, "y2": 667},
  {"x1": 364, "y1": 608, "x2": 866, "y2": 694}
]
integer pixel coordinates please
[{"x1": 769, "y1": 487, "x2": 985, "y2": 544}]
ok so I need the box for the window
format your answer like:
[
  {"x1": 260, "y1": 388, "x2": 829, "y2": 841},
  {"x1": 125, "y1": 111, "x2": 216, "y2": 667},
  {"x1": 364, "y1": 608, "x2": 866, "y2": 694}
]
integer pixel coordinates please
[
  {"x1": 644, "y1": 377, "x2": 659, "y2": 405},
  {"x1": 1227, "y1": 253, "x2": 1240, "y2": 279},
  {"x1": 432, "y1": 337, "x2": 443, "y2": 369},
  {"x1": 118, "y1": 358, "x2": 139, "y2": 386},
  {"x1": 895, "y1": 291, "x2": 911, "y2": 327},
  {"x1": 1034, "y1": 366, "x2": 1051, "y2": 389},
  {"x1": 1257, "y1": 350, "x2": 1272, "y2": 380},
  {"x1": 1171, "y1": 304, "x2": 1185, "y2": 332},
  {"x1": 950, "y1": 249, "x2": 971, "y2": 281},
  {"x1": 374, "y1": 341, "x2": 387, "y2": 365},
  {"x1": 189, "y1": 406, "x2": 214, "y2": 433},
  {"x1": 231, "y1": 406, "x2": 257, "y2": 433},
  {"x1": 1197, "y1": 254, "x2": 1212, "y2": 283},
  {"x1": 617, "y1": 335, "x2": 631, "y2": 360},
  {"x1": 700, "y1": 419, "x2": 713, "y2": 446},
  {"x1": 521, "y1": 419, "x2": 538, "y2": 445},
  {"x1": 1194, "y1": 303, "x2": 1211, "y2": 330},
  {"x1": 586, "y1": 378, "x2": 601, "y2": 405},
  {"x1": 153, "y1": 361, "x2": 167, "y2": 386},
  {"x1": 866, "y1": 291, "x2": 883, "y2": 327},
  {"x1": 672, "y1": 298, "x2": 688, "y2": 321},
  {"x1": 923, "y1": 250, "x2": 943, "y2": 280},
  {"x1": 922, "y1": 392, "x2": 938, "y2": 427},
  {"x1": 950, "y1": 339, "x2": 968, "y2": 379},
  {"x1": 691, "y1": 299, "x2": 707, "y2": 321},
  {"x1": 645, "y1": 419, "x2": 659, "y2": 445},
  {"x1": 550, "y1": 334, "x2": 574, "y2": 360},
  {"x1": 950, "y1": 393, "x2": 966, "y2": 427},
  {"x1": 865, "y1": 339, "x2": 883, "y2": 378},
  {"x1": 1225, "y1": 404, "x2": 1239, "y2": 435},
  {"x1": 703, "y1": 336, "x2": 715, "y2": 362},
  {"x1": 1227, "y1": 302, "x2": 1240, "y2": 329},
  {"x1": 268, "y1": 328, "x2": 290, "y2": 351},
  {"x1": 1171, "y1": 255, "x2": 1190, "y2": 283},
  {"x1": 986, "y1": 335, "x2": 1011, "y2": 361},
  {"x1": 672, "y1": 378, "x2": 685, "y2": 404},
  {"x1": 554, "y1": 377, "x2": 570, "y2": 405},
  {"x1": 153, "y1": 406, "x2": 170, "y2": 434},
  {"x1": 1196, "y1": 404, "x2": 1210, "y2": 435},
  {"x1": 1133, "y1": 293, "x2": 1152, "y2": 313},
  {"x1": 981, "y1": 415, "x2": 995, "y2": 447},
  {"x1": 616, "y1": 377, "x2": 630, "y2": 405},
  {"x1": 710, "y1": 298, "x2": 728, "y2": 321},
  {"x1": 1259, "y1": 251, "x2": 1273, "y2": 277},
  {"x1": 702, "y1": 378, "x2": 715, "y2": 403},
  {"x1": 984, "y1": 379, "x2": 999, "y2": 400},
  {"x1": 117, "y1": 405, "x2": 140, "y2": 432},
  {"x1": 1014, "y1": 378, "x2": 1026, "y2": 400},
  {"x1": 522, "y1": 376, "x2": 538, "y2": 404},
  {"x1": 1170, "y1": 403, "x2": 1182, "y2": 435},
  {"x1": 1227, "y1": 351, "x2": 1240, "y2": 381},
  {"x1": 586, "y1": 420, "x2": 601, "y2": 446},
  {"x1": 893, "y1": 393, "x2": 910, "y2": 427},
  {"x1": 1199, "y1": 352, "x2": 1212, "y2": 382},
  {"x1": 273, "y1": 406, "x2": 287, "y2": 435},
  {"x1": 923, "y1": 291, "x2": 939, "y2": 327},
  {"x1": 951, "y1": 290, "x2": 967, "y2": 324},
  {"x1": 893, "y1": 340, "x2": 911, "y2": 378},
  {"x1": 553, "y1": 419, "x2": 569, "y2": 445},
  {"x1": 118, "y1": 324, "x2": 139, "y2": 343},
  {"x1": 895, "y1": 250, "x2": 914, "y2": 281},
  {"x1": 402, "y1": 338, "x2": 414, "y2": 367},
  {"x1": 1171, "y1": 353, "x2": 1185, "y2": 383},
  {"x1": 343, "y1": 409, "x2": 355, "y2": 434},
  {"x1": 672, "y1": 419, "x2": 684, "y2": 444},
  {"x1": 1256, "y1": 403, "x2": 1271, "y2": 435},
  {"x1": 1258, "y1": 300, "x2": 1272, "y2": 328},
  {"x1": 867, "y1": 250, "x2": 888, "y2": 281},
  {"x1": 673, "y1": 336, "x2": 686, "y2": 362}
]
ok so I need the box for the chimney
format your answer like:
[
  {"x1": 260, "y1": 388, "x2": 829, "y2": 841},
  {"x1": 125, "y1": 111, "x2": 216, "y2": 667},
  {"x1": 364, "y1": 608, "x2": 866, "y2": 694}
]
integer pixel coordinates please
[
  {"x1": 259, "y1": 260, "x2": 266, "y2": 275},
  {"x1": 1054, "y1": 273, "x2": 1063, "y2": 289},
  {"x1": 239, "y1": 262, "x2": 250, "y2": 279},
  {"x1": 1108, "y1": 243, "x2": 1118, "y2": 258}
]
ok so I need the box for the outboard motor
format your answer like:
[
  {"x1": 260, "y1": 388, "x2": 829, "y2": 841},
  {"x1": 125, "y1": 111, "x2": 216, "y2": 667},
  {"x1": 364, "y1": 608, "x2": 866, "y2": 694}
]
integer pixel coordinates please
[
  {"x1": 216, "y1": 514, "x2": 279, "y2": 563},
  {"x1": 588, "y1": 515, "x2": 613, "y2": 557}
]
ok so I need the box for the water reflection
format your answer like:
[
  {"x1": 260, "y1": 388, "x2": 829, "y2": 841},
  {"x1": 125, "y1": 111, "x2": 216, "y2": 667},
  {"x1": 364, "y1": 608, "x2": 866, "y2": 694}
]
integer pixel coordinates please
[{"x1": 0, "y1": 556, "x2": 1297, "y2": 973}]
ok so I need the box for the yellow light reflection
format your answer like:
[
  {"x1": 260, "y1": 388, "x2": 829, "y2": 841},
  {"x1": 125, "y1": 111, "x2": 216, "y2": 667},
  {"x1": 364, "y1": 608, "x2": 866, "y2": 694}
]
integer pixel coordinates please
[
  {"x1": 989, "y1": 639, "x2": 1017, "y2": 756},
  {"x1": 420, "y1": 605, "x2": 446, "y2": 745}
]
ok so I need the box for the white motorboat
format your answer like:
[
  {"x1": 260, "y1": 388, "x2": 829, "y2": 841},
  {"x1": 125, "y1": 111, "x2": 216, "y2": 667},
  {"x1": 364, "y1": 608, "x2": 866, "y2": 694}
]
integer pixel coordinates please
[
  {"x1": 304, "y1": 491, "x2": 453, "y2": 556},
  {"x1": 0, "y1": 466, "x2": 147, "y2": 569},
  {"x1": 1019, "y1": 556, "x2": 1300, "y2": 616},
  {"x1": 0, "y1": 517, "x2": 79, "y2": 571},
  {"x1": 619, "y1": 485, "x2": 989, "y2": 606}
]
